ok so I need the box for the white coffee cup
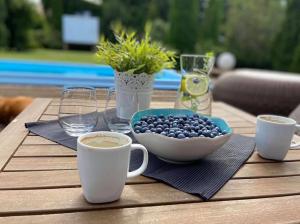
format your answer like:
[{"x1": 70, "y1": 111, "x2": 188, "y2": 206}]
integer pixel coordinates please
[
  {"x1": 256, "y1": 115, "x2": 300, "y2": 160},
  {"x1": 77, "y1": 131, "x2": 148, "y2": 203}
]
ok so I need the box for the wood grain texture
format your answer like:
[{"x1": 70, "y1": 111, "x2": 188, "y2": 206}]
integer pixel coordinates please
[
  {"x1": 1, "y1": 161, "x2": 300, "y2": 190},
  {"x1": 0, "y1": 98, "x2": 51, "y2": 171},
  {"x1": 1, "y1": 195, "x2": 299, "y2": 224},
  {"x1": 0, "y1": 170, "x2": 154, "y2": 189},
  {"x1": 6, "y1": 149, "x2": 300, "y2": 171},
  {"x1": 22, "y1": 136, "x2": 57, "y2": 145},
  {"x1": 14, "y1": 145, "x2": 75, "y2": 157},
  {"x1": 0, "y1": 176, "x2": 300, "y2": 216}
]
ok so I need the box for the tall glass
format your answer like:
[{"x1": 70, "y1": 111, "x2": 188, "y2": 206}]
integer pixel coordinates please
[
  {"x1": 175, "y1": 54, "x2": 215, "y2": 115},
  {"x1": 58, "y1": 86, "x2": 98, "y2": 136}
]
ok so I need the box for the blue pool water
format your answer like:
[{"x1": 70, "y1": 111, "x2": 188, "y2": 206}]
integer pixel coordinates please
[{"x1": 0, "y1": 59, "x2": 181, "y2": 90}]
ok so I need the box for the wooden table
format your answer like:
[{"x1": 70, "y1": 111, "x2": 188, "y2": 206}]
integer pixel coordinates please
[{"x1": 0, "y1": 92, "x2": 300, "y2": 223}]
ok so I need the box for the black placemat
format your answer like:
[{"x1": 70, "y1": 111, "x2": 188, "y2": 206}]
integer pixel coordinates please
[{"x1": 25, "y1": 112, "x2": 255, "y2": 200}]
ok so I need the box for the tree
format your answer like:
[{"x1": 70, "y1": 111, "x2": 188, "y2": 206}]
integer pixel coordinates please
[
  {"x1": 225, "y1": 0, "x2": 285, "y2": 68},
  {"x1": 0, "y1": 0, "x2": 8, "y2": 48},
  {"x1": 5, "y1": 0, "x2": 43, "y2": 50},
  {"x1": 196, "y1": 0, "x2": 226, "y2": 53},
  {"x1": 272, "y1": 0, "x2": 300, "y2": 72},
  {"x1": 168, "y1": 0, "x2": 199, "y2": 53},
  {"x1": 101, "y1": 0, "x2": 148, "y2": 39}
]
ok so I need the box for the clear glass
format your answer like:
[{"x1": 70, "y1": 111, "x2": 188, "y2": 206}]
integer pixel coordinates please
[
  {"x1": 175, "y1": 54, "x2": 215, "y2": 115},
  {"x1": 58, "y1": 86, "x2": 98, "y2": 136},
  {"x1": 104, "y1": 87, "x2": 131, "y2": 134}
]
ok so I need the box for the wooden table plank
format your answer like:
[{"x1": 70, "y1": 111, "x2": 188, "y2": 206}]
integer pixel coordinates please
[
  {"x1": 22, "y1": 136, "x2": 58, "y2": 145},
  {"x1": 1, "y1": 195, "x2": 299, "y2": 224},
  {"x1": 0, "y1": 98, "x2": 51, "y2": 171},
  {"x1": 6, "y1": 148, "x2": 300, "y2": 171},
  {"x1": 0, "y1": 176, "x2": 300, "y2": 216},
  {"x1": 14, "y1": 145, "x2": 75, "y2": 157},
  {"x1": 0, "y1": 170, "x2": 154, "y2": 189},
  {"x1": 1, "y1": 161, "x2": 300, "y2": 190}
]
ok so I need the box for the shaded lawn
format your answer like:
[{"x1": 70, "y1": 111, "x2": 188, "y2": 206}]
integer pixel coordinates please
[{"x1": 0, "y1": 49, "x2": 98, "y2": 64}]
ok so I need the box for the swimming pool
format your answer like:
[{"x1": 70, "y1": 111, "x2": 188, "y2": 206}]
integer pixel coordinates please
[{"x1": 0, "y1": 59, "x2": 181, "y2": 90}]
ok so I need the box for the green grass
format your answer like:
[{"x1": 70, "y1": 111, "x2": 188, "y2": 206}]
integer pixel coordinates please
[{"x1": 0, "y1": 49, "x2": 98, "y2": 64}]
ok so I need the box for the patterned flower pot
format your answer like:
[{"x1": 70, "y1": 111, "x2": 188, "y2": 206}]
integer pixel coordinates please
[{"x1": 115, "y1": 72, "x2": 154, "y2": 120}]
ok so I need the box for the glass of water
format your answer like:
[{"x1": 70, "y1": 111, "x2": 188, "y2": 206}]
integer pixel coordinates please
[
  {"x1": 58, "y1": 86, "x2": 98, "y2": 136},
  {"x1": 104, "y1": 87, "x2": 131, "y2": 134}
]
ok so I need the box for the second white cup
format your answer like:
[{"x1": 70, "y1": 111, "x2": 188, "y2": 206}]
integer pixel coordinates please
[{"x1": 256, "y1": 115, "x2": 300, "y2": 160}]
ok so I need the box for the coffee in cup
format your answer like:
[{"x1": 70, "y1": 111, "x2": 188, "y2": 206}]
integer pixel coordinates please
[
  {"x1": 255, "y1": 115, "x2": 300, "y2": 160},
  {"x1": 77, "y1": 131, "x2": 148, "y2": 203}
]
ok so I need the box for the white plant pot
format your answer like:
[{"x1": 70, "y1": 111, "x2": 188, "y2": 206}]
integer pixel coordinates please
[{"x1": 115, "y1": 72, "x2": 154, "y2": 120}]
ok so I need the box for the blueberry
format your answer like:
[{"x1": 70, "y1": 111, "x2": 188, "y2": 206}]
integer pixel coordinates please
[
  {"x1": 134, "y1": 121, "x2": 142, "y2": 127},
  {"x1": 199, "y1": 134, "x2": 205, "y2": 137},
  {"x1": 190, "y1": 132, "x2": 198, "y2": 138},
  {"x1": 135, "y1": 130, "x2": 140, "y2": 133},
  {"x1": 142, "y1": 127, "x2": 149, "y2": 132},
  {"x1": 198, "y1": 124, "x2": 204, "y2": 129},
  {"x1": 213, "y1": 127, "x2": 220, "y2": 132},
  {"x1": 198, "y1": 119, "x2": 204, "y2": 124},
  {"x1": 161, "y1": 131, "x2": 167, "y2": 136},
  {"x1": 183, "y1": 125, "x2": 190, "y2": 131},
  {"x1": 159, "y1": 114, "x2": 164, "y2": 119},
  {"x1": 178, "y1": 118, "x2": 184, "y2": 124},
  {"x1": 164, "y1": 119, "x2": 170, "y2": 123},
  {"x1": 209, "y1": 133, "x2": 216, "y2": 138},
  {"x1": 202, "y1": 117, "x2": 208, "y2": 122},
  {"x1": 193, "y1": 126, "x2": 200, "y2": 131},
  {"x1": 148, "y1": 124, "x2": 154, "y2": 129},
  {"x1": 156, "y1": 128, "x2": 163, "y2": 133},
  {"x1": 198, "y1": 130, "x2": 203, "y2": 135},
  {"x1": 163, "y1": 124, "x2": 169, "y2": 129},
  {"x1": 141, "y1": 116, "x2": 148, "y2": 121},
  {"x1": 193, "y1": 114, "x2": 200, "y2": 118},
  {"x1": 177, "y1": 133, "x2": 185, "y2": 139},
  {"x1": 203, "y1": 130, "x2": 211, "y2": 137},
  {"x1": 168, "y1": 133, "x2": 175, "y2": 138},
  {"x1": 222, "y1": 131, "x2": 227, "y2": 135},
  {"x1": 175, "y1": 131, "x2": 182, "y2": 136},
  {"x1": 134, "y1": 125, "x2": 141, "y2": 131},
  {"x1": 153, "y1": 121, "x2": 158, "y2": 126},
  {"x1": 206, "y1": 125, "x2": 212, "y2": 130},
  {"x1": 145, "y1": 130, "x2": 152, "y2": 133},
  {"x1": 211, "y1": 131, "x2": 218, "y2": 136},
  {"x1": 156, "y1": 124, "x2": 164, "y2": 129},
  {"x1": 150, "y1": 128, "x2": 156, "y2": 132},
  {"x1": 206, "y1": 120, "x2": 212, "y2": 125},
  {"x1": 183, "y1": 130, "x2": 190, "y2": 137}
]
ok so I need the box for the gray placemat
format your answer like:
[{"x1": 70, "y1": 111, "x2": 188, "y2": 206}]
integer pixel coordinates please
[{"x1": 25, "y1": 113, "x2": 255, "y2": 200}]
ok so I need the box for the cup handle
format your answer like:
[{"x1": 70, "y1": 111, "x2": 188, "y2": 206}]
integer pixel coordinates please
[
  {"x1": 291, "y1": 124, "x2": 300, "y2": 149},
  {"x1": 127, "y1": 144, "x2": 148, "y2": 178}
]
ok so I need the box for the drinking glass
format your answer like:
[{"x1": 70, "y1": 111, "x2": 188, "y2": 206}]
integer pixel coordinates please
[
  {"x1": 58, "y1": 86, "x2": 98, "y2": 136},
  {"x1": 104, "y1": 88, "x2": 131, "y2": 134},
  {"x1": 175, "y1": 54, "x2": 215, "y2": 115}
]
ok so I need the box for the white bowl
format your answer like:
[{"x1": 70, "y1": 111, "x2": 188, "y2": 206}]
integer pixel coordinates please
[{"x1": 131, "y1": 108, "x2": 232, "y2": 163}]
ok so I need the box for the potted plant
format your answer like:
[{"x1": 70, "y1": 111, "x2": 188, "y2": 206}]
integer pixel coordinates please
[{"x1": 96, "y1": 28, "x2": 176, "y2": 119}]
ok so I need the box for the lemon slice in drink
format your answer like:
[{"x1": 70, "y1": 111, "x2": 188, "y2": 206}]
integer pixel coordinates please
[{"x1": 184, "y1": 74, "x2": 209, "y2": 96}]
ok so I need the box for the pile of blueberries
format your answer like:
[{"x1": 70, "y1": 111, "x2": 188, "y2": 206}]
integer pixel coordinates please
[{"x1": 133, "y1": 114, "x2": 227, "y2": 139}]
